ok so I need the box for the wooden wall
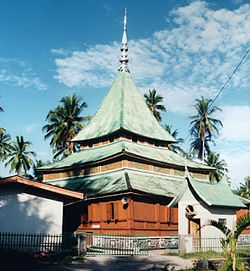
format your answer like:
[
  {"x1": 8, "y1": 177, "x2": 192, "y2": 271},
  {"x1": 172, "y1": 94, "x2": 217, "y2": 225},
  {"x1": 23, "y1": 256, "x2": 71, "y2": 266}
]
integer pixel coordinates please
[{"x1": 76, "y1": 197, "x2": 178, "y2": 236}]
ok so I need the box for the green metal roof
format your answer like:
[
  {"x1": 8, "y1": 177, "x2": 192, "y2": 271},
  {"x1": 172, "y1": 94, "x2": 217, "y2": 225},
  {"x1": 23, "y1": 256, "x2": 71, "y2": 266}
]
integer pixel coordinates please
[
  {"x1": 44, "y1": 168, "x2": 183, "y2": 198},
  {"x1": 169, "y1": 173, "x2": 246, "y2": 208},
  {"x1": 38, "y1": 140, "x2": 212, "y2": 171},
  {"x1": 190, "y1": 175, "x2": 245, "y2": 207},
  {"x1": 72, "y1": 71, "x2": 176, "y2": 143}
]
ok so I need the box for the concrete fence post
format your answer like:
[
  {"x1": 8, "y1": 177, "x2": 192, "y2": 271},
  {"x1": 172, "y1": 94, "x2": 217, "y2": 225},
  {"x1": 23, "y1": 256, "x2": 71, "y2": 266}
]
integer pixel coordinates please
[
  {"x1": 179, "y1": 234, "x2": 193, "y2": 255},
  {"x1": 77, "y1": 233, "x2": 87, "y2": 256}
]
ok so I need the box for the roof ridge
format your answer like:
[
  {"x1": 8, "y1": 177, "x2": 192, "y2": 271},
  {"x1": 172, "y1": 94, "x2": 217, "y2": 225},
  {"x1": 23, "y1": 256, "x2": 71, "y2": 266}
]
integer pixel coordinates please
[{"x1": 120, "y1": 71, "x2": 125, "y2": 128}]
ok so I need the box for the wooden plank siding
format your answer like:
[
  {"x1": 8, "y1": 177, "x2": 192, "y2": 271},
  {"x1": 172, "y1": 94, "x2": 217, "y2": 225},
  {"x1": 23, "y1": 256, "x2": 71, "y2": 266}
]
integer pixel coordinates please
[{"x1": 76, "y1": 197, "x2": 178, "y2": 236}]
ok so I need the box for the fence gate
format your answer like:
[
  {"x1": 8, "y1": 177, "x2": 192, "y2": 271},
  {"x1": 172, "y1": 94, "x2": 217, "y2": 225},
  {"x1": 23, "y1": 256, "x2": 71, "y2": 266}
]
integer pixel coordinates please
[{"x1": 85, "y1": 233, "x2": 148, "y2": 256}]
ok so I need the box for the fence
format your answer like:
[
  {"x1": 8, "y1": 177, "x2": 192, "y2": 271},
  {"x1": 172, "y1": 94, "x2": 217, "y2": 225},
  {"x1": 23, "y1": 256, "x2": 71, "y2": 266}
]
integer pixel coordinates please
[
  {"x1": 86, "y1": 233, "x2": 149, "y2": 256},
  {"x1": 193, "y1": 235, "x2": 250, "y2": 253},
  {"x1": 0, "y1": 232, "x2": 77, "y2": 253}
]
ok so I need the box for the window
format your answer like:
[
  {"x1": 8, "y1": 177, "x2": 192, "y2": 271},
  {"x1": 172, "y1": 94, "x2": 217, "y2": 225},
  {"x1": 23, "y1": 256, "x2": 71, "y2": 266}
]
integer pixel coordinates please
[
  {"x1": 106, "y1": 203, "x2": 116, "y2": 221},
  {"x1": 218, "y1": 218, "x2": 226, "y2": 225}
]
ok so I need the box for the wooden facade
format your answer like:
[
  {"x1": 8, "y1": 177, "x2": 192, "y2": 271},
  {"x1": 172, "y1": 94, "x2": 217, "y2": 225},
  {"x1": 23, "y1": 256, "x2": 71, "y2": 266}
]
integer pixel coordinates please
[{"x1": 64, "y1": 195, "x2": 178, "y2": 236}]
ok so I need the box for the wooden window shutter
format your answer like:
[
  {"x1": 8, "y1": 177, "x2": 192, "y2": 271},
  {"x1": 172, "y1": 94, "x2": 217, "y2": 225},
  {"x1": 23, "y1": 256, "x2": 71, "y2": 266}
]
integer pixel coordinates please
[
  {"x1": 114, "y1": 202, "x2": 119, "y2": 220},
  {"x1": 106, "y1": 203, "x2": 112, "y2": 221}
]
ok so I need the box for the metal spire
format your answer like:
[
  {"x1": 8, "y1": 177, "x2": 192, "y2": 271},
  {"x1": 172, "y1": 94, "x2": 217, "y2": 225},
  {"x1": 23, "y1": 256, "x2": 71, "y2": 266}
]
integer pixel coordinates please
[{"x1": 119, "y1": 8, "x2": 129, "y2": 72}]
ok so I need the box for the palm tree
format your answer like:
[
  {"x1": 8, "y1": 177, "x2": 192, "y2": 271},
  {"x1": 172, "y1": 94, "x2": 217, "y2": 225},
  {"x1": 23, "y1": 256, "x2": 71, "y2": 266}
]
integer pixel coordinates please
[
  {"x1": 144, "y1": 89, "x2": 166, "y2": 122},
  {"x1": 205, "y1": 151, "x2": 228, "y2": 182},
  {"x1": 3, "y1": 136, "x2": 36, "y2": 175},
  {"x1": 189, "y1": 128, "x2": 215, "y2": 159},
  {"x1": 43, "y1": 95, "x2": 90, "y2": 159},
  {"x1": 209, "y1": 214, "x2": 250, "y2": 271},
  {"x1": 236, "y1": 176, "x2": 250, "y2": 199},
  {"x1": 164, "y1": 124, "x2": 184, "y2": 154},
  {"x1": 0, "y1": 128, "x2": 11, "y2": 160},
  {"x1": 189, "y1": 96, "x2": 222, "y2": 161}
]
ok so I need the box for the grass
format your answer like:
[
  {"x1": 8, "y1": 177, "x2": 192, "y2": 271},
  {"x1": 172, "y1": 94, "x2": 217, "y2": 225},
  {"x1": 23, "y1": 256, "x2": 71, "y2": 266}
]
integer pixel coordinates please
[
  {"x1": 180, "y1": 250, "x2": 224, "y2": 259},
  {"x1": 177, "y1": 248, "x2": 250, "y2": 260}
]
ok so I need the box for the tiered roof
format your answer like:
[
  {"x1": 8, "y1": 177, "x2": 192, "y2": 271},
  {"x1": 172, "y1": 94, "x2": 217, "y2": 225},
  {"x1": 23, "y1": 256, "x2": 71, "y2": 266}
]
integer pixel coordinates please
[
  {"x1": 44, "y1": 168, "x2": 183, "y2": 199},
  {"x1": 39, "y1": 140, "x2": 212, "y2": 171},
  {"x1": 72, "y1": 71, "x2": 176, "y2": 144}
]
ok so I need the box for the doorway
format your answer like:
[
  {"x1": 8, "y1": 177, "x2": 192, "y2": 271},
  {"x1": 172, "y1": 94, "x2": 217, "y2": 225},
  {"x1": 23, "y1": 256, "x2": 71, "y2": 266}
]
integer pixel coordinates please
[{"x1": 188, "y1": 218, "x2": 201, "y2": 249}]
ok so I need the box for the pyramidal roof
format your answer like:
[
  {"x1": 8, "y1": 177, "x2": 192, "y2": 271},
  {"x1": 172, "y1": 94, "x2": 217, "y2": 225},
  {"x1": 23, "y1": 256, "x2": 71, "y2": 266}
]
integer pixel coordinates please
[
  {"x1": 72, "y1": 71, "x2": 176, "y2": 143},
  {"x1": 72, "y1": 10, "x2": 176, "y2": 144}
]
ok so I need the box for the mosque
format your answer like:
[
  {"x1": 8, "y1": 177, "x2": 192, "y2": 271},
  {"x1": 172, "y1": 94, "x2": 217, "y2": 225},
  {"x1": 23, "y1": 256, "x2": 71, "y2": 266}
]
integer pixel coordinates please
[{"x1": 37, "y1": 10, "x2": 248, "y2": 238}]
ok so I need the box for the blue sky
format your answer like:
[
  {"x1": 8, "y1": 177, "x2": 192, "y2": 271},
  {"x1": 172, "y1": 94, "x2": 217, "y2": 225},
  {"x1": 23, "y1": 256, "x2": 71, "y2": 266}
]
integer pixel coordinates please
[{"x1": 0, "y1": 0, "x2": 249, "y2": 188}]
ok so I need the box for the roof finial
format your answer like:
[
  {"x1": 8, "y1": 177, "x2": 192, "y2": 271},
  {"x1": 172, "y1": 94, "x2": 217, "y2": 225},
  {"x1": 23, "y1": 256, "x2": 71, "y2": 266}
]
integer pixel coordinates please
[{"x1": 119, "y1": 8, "x2": 129, "y2": 72}]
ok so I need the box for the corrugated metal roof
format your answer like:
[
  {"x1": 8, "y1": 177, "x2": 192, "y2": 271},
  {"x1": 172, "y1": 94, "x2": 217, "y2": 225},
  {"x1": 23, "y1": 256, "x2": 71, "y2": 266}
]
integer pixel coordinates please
[
  {"x1": 38, "y1": 140, "x2": 212, "y2": 171},
  {"x1": 169, "y1": 174, "x2": 246, "y2": 208},
  {"x1": 44, "y1": 168, "x2": 183, "y2": 198},
  {"x1": 72, "y1": 71, "x2": 176, "y2": 143}
]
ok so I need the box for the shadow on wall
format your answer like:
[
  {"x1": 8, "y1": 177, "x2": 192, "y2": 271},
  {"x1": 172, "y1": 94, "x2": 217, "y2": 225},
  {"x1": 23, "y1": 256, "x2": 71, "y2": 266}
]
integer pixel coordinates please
[{"x1": 0, "y1": 188, "x2": 53, "y2": 233}]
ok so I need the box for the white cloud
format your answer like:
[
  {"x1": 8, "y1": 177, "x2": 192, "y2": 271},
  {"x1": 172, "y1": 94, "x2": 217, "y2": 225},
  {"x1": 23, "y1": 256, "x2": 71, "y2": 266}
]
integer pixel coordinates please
[
  {"x1": 0, "y1": 58, "x2": 46, "y2": 90},
  {"x1": 51, "y1": 48, "x2": 69, "y2": 56},
  {"x1": 222, "y1": 149, "x2": 250, "y2": 188},
  {"x1": 220, "y1": 105, "x2": 250, "y2": 141},
  {"x1": 52, "y1": 1, "x2": 250, "y2": 113},
  {"x1": 20, "y1": 123, "x2": 40, "y2": 133}
]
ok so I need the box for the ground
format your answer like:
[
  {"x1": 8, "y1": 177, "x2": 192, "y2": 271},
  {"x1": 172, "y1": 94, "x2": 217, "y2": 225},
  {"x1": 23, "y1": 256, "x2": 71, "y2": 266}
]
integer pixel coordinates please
[{"x1": 0, "y1": 250, "x2": 194, "y2": 271}]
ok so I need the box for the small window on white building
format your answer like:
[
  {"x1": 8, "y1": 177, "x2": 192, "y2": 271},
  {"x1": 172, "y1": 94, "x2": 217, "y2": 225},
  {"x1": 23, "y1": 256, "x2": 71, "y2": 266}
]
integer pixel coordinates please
[{"x1": 218, "y1": 218, "x2": 226, "y2": 225}]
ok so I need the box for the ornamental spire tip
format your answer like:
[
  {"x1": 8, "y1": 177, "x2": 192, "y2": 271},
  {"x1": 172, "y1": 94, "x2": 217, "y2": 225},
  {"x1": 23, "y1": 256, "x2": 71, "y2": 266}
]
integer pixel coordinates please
[{"x1": 119, "y1": 8, "x2": 129, "y2": 72}]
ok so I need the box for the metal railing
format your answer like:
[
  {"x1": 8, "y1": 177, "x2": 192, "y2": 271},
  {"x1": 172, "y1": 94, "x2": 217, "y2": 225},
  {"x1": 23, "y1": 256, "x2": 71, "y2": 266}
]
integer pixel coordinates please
[
  {"x1": 193, "y1": 236, "x2": 250, "y2": 253},
  {"x1": 0, "y1": 232, "x2": 77, "y2": 253},
  {"x1": 86, "y1": 233, "x2": 149, "y2": 255}
]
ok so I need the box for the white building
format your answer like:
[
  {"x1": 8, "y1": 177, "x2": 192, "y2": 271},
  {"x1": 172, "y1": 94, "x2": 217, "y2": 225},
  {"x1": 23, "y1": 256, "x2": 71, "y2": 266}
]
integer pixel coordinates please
[{"x1": 0, "y1": 175, "x2": 83, "y2": 234}]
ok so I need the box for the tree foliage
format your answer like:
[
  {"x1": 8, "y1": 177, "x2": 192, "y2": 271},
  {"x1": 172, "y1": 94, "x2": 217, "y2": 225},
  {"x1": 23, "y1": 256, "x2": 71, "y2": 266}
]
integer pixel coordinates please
[
  {"x1": 209, "y1": 214, "x2": 250, "y2": 271},
  {"x1": 43, "y1": 95, "x2": 90, "y2": 159},
  {"x1": 205, "y1": 151, "x2": 228, "y2": 182},
  {"x1": 164, "y1": 124, "x2": 185, "y2": 154},
  {"x1": 189, "y1": 96, "x2": 222, "y2": 161},
  {"x1": 144, "y1": 89, "x2": 166, "y2": 122},
  {"x1": 236, "y1": 176, "x2": 250, "y2": 199},
  {"x1": 0, "y1": 128, "x2": 11, "y2": 160},
  {"x1": 3, "y1": 136, "x2": 36, "y2": 175}
]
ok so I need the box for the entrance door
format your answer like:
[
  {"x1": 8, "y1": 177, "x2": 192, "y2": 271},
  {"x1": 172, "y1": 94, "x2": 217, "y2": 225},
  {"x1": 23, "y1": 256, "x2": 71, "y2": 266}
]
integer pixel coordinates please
[{"x1": 188, "y1": 219, "x2": 201, "y2": 249}]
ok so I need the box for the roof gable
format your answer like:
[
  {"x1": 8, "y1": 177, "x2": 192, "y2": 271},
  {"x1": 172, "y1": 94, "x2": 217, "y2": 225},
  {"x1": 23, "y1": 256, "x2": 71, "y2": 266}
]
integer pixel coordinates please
[
  {"x1": 169, "y1": 174, "x2": 246, "y2": 208},
  {"x1": 0, "y1": 175, "x2": 83, "y2": 200},
  {"x1": 72, "y1": 71, "x2": 176, "y2": 143}
]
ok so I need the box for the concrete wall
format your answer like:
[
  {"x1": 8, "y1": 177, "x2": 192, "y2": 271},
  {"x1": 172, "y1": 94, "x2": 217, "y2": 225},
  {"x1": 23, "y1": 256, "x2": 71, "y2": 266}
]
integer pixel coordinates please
[
  {"x1": 0, "y1": 187, "x2": 63, "y2": 234},
  {"x1": 178, "y1": 187, "x2": 236, "y2": 239}
]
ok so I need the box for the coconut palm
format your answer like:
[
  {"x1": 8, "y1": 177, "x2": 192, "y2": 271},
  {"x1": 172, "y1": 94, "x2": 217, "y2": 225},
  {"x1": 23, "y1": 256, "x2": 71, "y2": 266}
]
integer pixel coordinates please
[
  {"x1": 3, "y1": 136, "x2": 36, "y2": 175},
  {"x1": 209, "y1": 214, "x2": 250, "y2": 271},
  {"x1": 164, "y1": 124, "x2": 184, "y2": 154},
  {"x1": 0, "y1": 129, "x2": 11, "y2": 160},
  {"x1": 144, "y1": 89, "x2": 166, "y2": 122},
  {"x1": 189, "y1": 128, "x2": 215, "y2": 159},
  {"x1": 189, "y1": 96, "x2": 222, "y2": 161},
  {"x1": 205, "y1": 151, "x2": 228, "y2": 182},
  {"x1": 43, "y1": 95, "x2": 90, "y2": 159},
  {"x1": 237, "y1": 176, "x2": 250, "y2": 199}
]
